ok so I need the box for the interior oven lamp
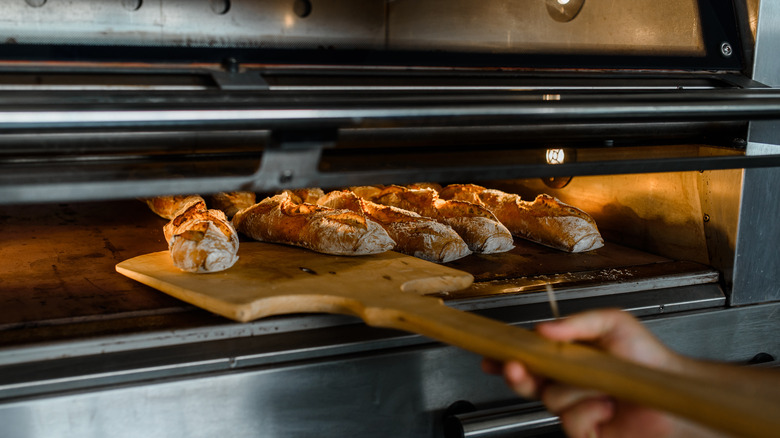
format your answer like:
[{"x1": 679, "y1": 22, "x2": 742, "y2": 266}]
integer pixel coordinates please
[
  {"x1": 543, "y1": 148, "x2": 573, "y2": 189},
  {"x1": 546, "y1": 148, "x2": 566, "y2": 165},
  {"x1": 546, "y1": 0, "x2": 585, "y2": 22}
]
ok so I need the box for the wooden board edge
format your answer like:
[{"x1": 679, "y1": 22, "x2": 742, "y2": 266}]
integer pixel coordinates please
[
  {"x1": 115, "y1": 263, "x2": 253, "y2": 322},
  {"x1": 403, "y1": 274, "x2": 474, "y2": 295}
]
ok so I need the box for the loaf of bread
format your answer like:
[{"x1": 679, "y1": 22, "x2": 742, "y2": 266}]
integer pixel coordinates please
[
  {"x1": 162, "y1": 200, "x2": 240, "y2": 273},
  {"x1": 354, "y1": 185, "x2": 514, "y2": 254},
  {"x1": 406, "y1": 182, "x2": 443, "y2": 192},
  {"x1": 285, "y1": 188, "x2": 326, "y2": 205},
  {"x1": 208, "y1": 192, "x2": 256, "y2": 218},
  {"x1": 145, "y1": 195, "x2": 205, "y2": 219},
  {"x1": 318, "y1": 190, "x2": 471, "y2": 263},
  {"x1": 232, "y1": 192, "x2": 395, "y2": 256},
  {"x1": 349, "y1": 185, "x2": 385, "y2": 201},
  {"x1": 439, "y1": 184, "x2": 604, "y2": 253}
]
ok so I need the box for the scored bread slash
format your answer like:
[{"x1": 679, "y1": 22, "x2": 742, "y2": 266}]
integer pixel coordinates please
[
  {"x1": 162, "y1": 200, "x2": 240, "y2": 273},
  {"x1": 208, "y1": 192, "x2": 256, "y2": 219},
  {"x1": 232, "y1": 192, "x2": 395, "y2": 256},
  {"x1": 144, "y1": 194, "x2": 205, "y2": 219},
  {"x1": 352, "y1": 185, "x2": 514, "y2": 255},
  {"x1": 318, "y1": 189, "x2": 472, "y2": 263},
  {"x1": 439, "y1": 184, "x2": 604, "y2": 253}
]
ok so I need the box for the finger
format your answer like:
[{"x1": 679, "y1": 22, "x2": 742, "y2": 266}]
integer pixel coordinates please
[
  {"x1": 503, "y1": 361, "x2": 544, "y2": 400},
  {"x1": 480, "y1": 357, "x2": 503, "y2": 375},
  {"x1": 481, "y1": 359, "x2": 544, "y2": 399},
  {"x1": 541, "y1": 309, "x2": 682, "y2": 370},
  {"x1": 557, "y1": 397, "x2": 615, "y2": 438},
  {"x1": 536, "y1": 308, "x2": 628, "y2": 344},
  {"x1": 536, "y1": 308, "x2": 665, "y2": 362},
  {"x1": 541, "y1": 382, "x2": 607, "y2": 415}
]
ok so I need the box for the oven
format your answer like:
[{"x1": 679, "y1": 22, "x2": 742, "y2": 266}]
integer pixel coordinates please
[{"x1": 1, "y1": 1, "x2": 779, "y2": 437}]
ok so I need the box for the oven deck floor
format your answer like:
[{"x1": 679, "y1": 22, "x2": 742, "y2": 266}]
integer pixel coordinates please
[{"x1": 0, "y1": 200, "x2": 721, "y2": 348}]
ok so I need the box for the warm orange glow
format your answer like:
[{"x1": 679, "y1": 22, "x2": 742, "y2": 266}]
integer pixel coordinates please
[{"x1": 284, "y1": 13, "x2": 295, "y2": 28}]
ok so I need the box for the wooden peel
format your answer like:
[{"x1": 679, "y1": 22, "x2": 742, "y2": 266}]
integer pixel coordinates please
[{"x1": 117, "y1": 242, "x2": 779, "y2": 438}]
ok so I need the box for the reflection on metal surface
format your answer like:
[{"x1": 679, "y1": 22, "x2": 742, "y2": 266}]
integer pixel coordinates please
[
  {"x1": 445, "y1": 402, "x2": 560, "y2": 438},
  {"x1": 546, "y1": 0, "x2": 585, "y2": 22},
  {"x1": 389, "y1": 0, "x2": 704, "y2": 56},
  {"x1": 0, "y1": 0, "x2": 385, "y2": 49},
  {"x1": 542, "y1": 175, "x2": 572, "y2": 189},
  {"x1": 747, "y1": 0, "x2": 760, "y2": 42}
]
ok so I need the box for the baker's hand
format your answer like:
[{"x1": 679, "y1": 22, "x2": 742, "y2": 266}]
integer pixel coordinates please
[{"x1": 482, "y1": 309, "x2": 726, "y2": 438}]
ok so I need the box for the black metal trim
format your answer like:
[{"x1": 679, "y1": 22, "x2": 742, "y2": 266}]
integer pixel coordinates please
[
  {"x1": 0, "y1": 88, "x2": 778, "y2": 133},
  {"x1": 3, "y1": 153, "x2": 780, "y2": 205}
]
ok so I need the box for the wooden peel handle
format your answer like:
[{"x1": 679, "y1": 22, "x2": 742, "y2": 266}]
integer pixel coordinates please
[{"x1": 361, "y1": 298, "x2": 780, "y2": 438}]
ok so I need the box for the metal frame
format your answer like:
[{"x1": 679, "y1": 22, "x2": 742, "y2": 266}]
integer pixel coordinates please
[
  {"x1": 0, "y1": 1, "x2": 778, "y2": 437},
  {"x1": 731, "y1": 0, "x2": 780, "y2": 305},
  {"x1": 1, "y1": 302, "x2": 776, "y2": 438},
  {"x1": 3, "y1": 85, "x2": 780, "y2": 204},
  {"x1": 3, "y1": 88, "x2": 780, "y2": 132},
  {"x1": 0, "y1": 0, "x2": 745, "y2": 71}
]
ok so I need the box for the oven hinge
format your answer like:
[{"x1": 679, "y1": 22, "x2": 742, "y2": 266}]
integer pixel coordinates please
[{"x1": 250, "y1": 129, "x2": 337, "y2": 191}]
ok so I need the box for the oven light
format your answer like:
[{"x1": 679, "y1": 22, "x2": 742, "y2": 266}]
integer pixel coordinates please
[
  {"x1": 546, "y1": 148, "x2": 566, "y2": 165},
  {"x1": 546, "y1": 0, "x2": 584, "y2": 22}
]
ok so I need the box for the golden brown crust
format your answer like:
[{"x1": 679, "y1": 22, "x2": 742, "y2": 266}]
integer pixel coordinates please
[
  {"x1": 372, "y1": 186, "x2": 440, "y2": 218},
  {"x1": 318, "y1": 190, "x2": 471, "y2": 263},
  {"x1": 318, "y1": 190, "x2": 364, "y2": 213},
  {"x1": 284, "y1": 188, "x2": 326, "y2": 205},
  {"x1": 366, "y1": 186, "x2": 514, "y2": 254},
  {"x1": 348, "y1": 185, "x2": 386, "y2": 202},
  {"x1": 440, "y1": 185, "x2": 604, "y2": 253},
  {"x1": 406, "y1": 182, "x2": 443, "y2": 192},
  {"x1": 162, "y1": 200, "x2": 239, "y2": 273},
  {"x1": 144, "y1": 195, "x2": 205, "y2": 219},
  {"x1": 438, "y1": 184, "x2": 486, "y2": 205},
  {"x1": 209, "y1": 192, "x2": 256, "y2": 218},
  {"x1": 232, "y1": 192, "x2": 395, "y2": 256}
]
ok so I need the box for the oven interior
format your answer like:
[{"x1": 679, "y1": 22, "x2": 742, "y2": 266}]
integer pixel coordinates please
[{"x1": 1, "y1": 1, "x2": 778, "y2": 437}]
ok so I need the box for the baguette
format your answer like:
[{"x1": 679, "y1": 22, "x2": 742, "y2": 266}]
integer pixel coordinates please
[
  {"x1": 285, "y1": 188, "x2": 326, "y2": 205},
  {"x1": 439, "y1": 184, "x2": 604, "y2": 253},
  {"x1": 406, "y1": 182, "x2": 443, "y2": 192},
  {"x1": 162, "y1": 200, "x2": 240, "y2": 273},
  {"x1": 209, "y1": 192, "x2": 256, "y2": 218},
  {"x1": 145, "y1": 195, "x2": 205, "y2": 219},
  {"x1": 318, "y1": 190, "x2": 471, "y2": 263},
  {"x1": 232, "y1": 192, "x2": 395, "y2": 256},
  {"x1": 349, "y1": 185, "x2": 385, "y2": 201},
  {"x1": 356, "y1": 185, "x2": 514, "y2": 254}
]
